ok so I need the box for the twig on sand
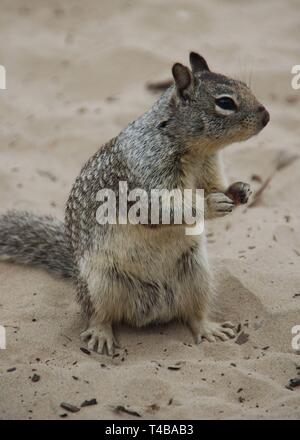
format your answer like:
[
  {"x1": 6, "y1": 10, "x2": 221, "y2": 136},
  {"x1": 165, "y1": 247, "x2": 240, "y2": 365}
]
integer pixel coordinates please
[
  {"x1": 285, "y1": 377, "x2": 300, "y2": 391},
  {"x1": 113, "y1": 405, "x2": 141, "y2": 417},
  {"x1": 249, "y1": 151, "x2": 299, "y2": 208},
  {"x1": 60, "y1": 402, "x2": 80, "y2": 413},
  {"x1": 146, "y1": 79, "x2": 173, "y2": 92}
]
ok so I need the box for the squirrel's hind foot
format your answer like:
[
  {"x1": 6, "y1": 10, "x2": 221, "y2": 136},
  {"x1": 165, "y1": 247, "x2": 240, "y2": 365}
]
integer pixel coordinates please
[
  {"x1": 189, "y1": 319, "x2": 236, "y2": 343},
  {"x1": 80, "y1": 323, "x2": 119, "y2": 355}
]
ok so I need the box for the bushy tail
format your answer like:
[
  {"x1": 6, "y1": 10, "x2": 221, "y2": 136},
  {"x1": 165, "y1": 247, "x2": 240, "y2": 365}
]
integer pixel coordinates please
[{"x1": 0, "y1": 211, "x2": 74, "y2": 278}]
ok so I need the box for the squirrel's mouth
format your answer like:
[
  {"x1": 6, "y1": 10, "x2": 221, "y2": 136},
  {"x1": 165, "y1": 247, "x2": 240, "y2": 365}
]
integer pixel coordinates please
[
  {"x1": 252, "y1": 106, "x2": 270, "y2": 137},
  {"x1": 259, "y1": 106, "x2": 270, "y2": 128}
]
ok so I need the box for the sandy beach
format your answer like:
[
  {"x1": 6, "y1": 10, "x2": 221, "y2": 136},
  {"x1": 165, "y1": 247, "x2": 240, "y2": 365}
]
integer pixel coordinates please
[{"x1": 0, "y1": 0, "x2": 300, "y2": 419}]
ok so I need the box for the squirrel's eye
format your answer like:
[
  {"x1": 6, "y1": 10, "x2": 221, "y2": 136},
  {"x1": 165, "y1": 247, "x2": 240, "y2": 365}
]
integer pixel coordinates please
[{"x1": 215, "y1": 96, "x2": 237, "y2": 111}]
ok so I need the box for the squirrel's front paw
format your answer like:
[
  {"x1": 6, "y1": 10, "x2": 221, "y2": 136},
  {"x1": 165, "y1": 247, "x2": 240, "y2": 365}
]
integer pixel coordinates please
[
  {"x1": 225, "y1": 182, "x2": 251, "y2": 205},
  {"x1": 206, "y1": 192, "x2": 235, "y2": 217}
]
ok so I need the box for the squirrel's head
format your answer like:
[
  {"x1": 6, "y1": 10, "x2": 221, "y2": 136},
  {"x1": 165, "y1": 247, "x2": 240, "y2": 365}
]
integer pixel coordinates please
[{"x1": 170, "y1": 52, "x2": 269, "y2": 153}]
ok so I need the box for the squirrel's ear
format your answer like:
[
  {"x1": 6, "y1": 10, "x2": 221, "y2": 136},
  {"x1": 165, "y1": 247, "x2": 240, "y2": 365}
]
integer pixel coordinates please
[
  {"x1": 172, "y1": 63, "x2": 193, "y2": 100},
  {"x1": 189, "y1": 52, "x2": 210, "y2": 73}
]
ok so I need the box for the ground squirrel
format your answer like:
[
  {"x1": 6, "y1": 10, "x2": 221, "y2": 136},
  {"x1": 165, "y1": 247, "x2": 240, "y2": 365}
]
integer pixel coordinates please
[{"x1": 0, "y1": 52, "x2": 269, "y2": 354}]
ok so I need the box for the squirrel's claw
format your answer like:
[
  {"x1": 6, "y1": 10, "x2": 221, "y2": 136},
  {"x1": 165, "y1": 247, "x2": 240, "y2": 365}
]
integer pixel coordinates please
[
  {"x1": 190, "y1": 319, "x2": 236, "y2": 344},
  {"x1": 80, "y1": 324, "x2": 118, "y2": 356},
  {"x1": 206, "y1": 193, "x2": 235, "y2": 218}
]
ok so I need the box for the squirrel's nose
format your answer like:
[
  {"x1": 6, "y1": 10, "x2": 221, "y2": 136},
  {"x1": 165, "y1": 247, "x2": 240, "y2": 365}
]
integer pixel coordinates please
[{"x1": 258, "y1": 105, "x2": 270, "y2": 127}]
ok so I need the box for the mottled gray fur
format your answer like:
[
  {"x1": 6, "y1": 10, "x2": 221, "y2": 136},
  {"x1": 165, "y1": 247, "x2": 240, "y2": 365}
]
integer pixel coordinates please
[{"x1": 0, "y1": 211, "x2": 73, "y2": 278}]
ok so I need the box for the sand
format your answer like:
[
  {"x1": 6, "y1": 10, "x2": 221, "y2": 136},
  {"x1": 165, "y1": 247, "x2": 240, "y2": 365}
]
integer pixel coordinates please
[{"x1": 0, "y1": 0, "x2": 300, "y2": 420}]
